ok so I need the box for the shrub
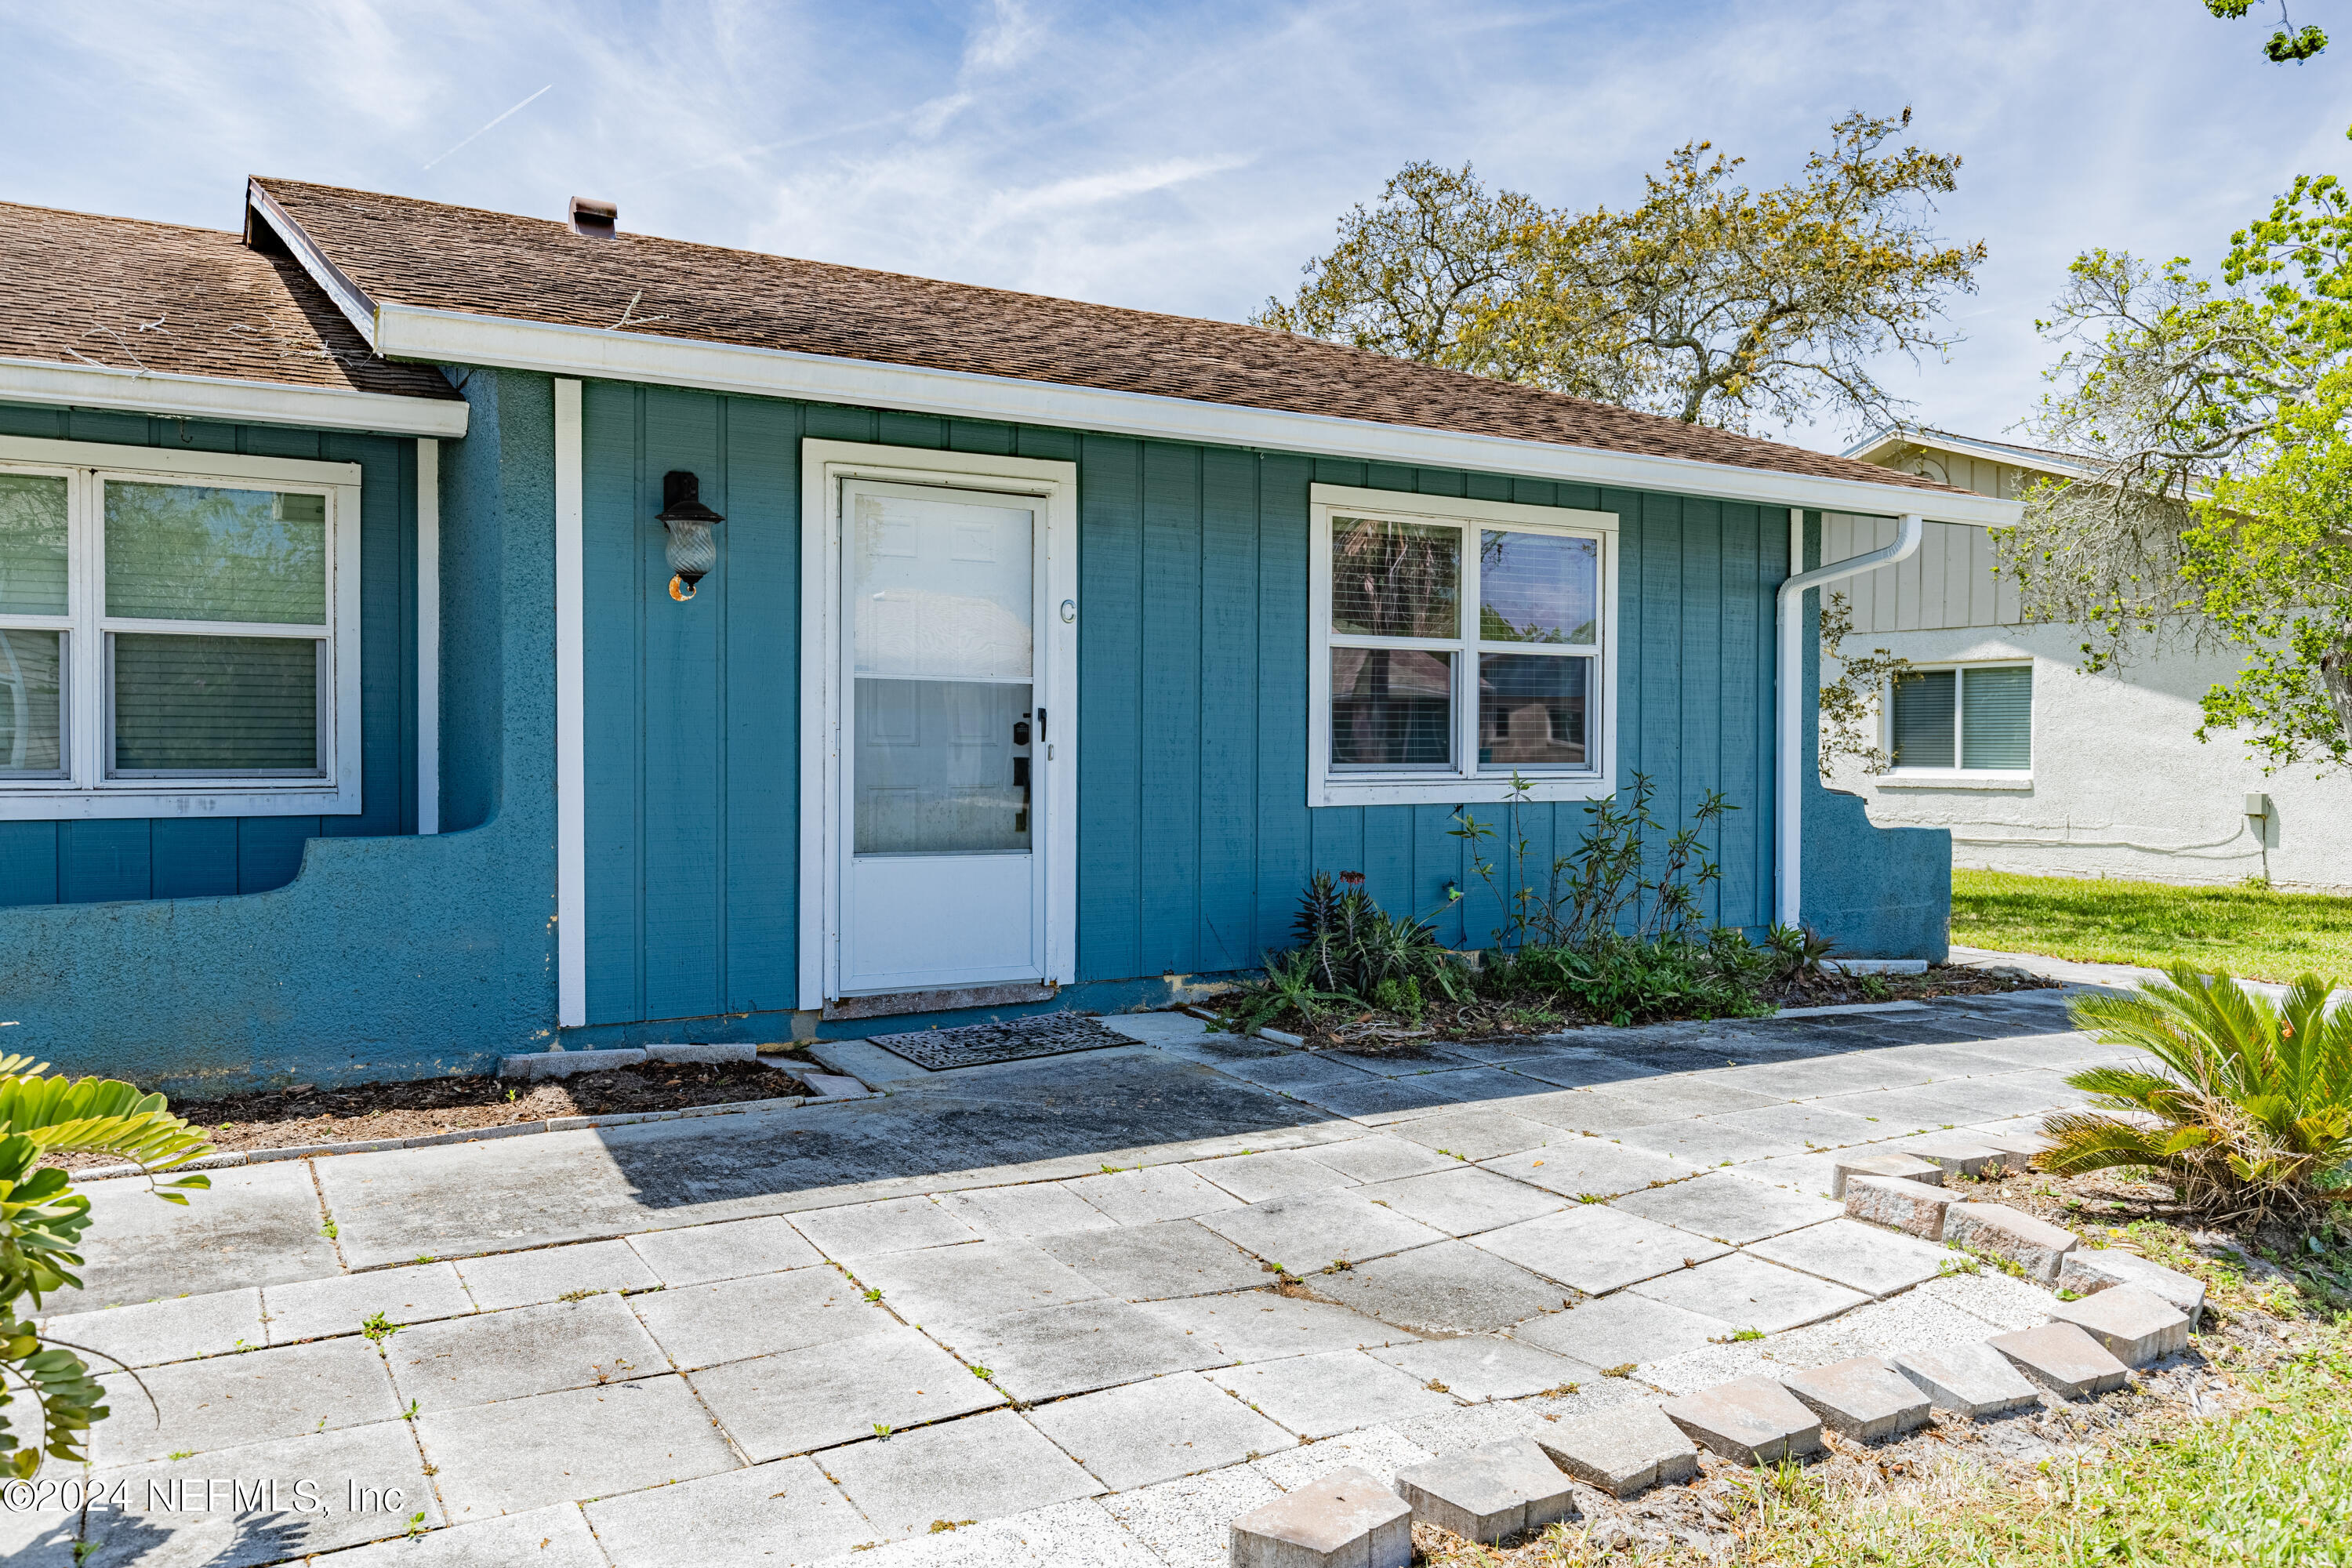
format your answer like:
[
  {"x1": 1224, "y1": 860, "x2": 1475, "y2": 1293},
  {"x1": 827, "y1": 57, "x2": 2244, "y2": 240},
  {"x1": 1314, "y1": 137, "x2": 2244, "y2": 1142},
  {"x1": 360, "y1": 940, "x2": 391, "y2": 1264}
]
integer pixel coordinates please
[
  {"x1": 2041, "y1": 965, "x2": 2352, "y2": 1223},
  {"x1": 1, "y1": 1054, "x2": 212, "y2": 1476}
]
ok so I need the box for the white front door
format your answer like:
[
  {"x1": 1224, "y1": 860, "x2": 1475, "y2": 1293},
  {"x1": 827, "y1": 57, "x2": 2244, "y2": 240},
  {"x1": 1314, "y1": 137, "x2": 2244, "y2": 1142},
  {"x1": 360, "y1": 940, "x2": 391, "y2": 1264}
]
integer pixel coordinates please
[{"x1": 833, "y1": 477, "x2": 1052, "y2": 996}]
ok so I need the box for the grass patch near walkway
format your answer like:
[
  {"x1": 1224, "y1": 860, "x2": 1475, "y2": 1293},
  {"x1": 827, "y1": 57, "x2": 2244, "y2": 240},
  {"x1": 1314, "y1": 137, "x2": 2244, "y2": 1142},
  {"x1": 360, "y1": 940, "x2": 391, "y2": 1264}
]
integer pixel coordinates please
[{"x1": 1951, "y1": 868, "x2": 2352, "y2": 983}]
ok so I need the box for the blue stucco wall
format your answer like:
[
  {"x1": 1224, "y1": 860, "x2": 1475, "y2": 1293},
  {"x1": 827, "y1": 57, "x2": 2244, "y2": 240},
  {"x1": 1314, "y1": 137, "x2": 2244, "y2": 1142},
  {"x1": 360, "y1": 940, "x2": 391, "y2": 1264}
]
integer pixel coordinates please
[
  {"x1": 0, "y1": 405, "x2": 422, "y2": 904},
  {"x1": 574, "y1": 387, "x2": 1816, "y2": 1038},
  {"x1": 1796, "y1": 511, "x2": 1952, "y2": 960},
  {"x1": 0, "y1": 372, "x2": 561, "y2": 1095}
]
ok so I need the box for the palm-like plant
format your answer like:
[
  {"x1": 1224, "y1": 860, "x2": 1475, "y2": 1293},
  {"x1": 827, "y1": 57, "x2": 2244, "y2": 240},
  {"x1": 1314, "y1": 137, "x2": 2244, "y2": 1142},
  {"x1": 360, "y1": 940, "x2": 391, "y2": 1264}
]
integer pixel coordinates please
[
  {"x1": 2041, "y1": 966, "x2": 2352, "y2": 1223},
  {"x1": 1, "y1": 1051, "x2": 212, "y2": 1477}
]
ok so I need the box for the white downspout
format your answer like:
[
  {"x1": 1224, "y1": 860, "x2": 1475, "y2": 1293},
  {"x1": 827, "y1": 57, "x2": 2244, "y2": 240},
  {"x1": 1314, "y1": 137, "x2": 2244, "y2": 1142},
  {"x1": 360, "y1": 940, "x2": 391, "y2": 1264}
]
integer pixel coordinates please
[{"x1": 1774, "y1": 509, "x2": 1924, "y2": 928}]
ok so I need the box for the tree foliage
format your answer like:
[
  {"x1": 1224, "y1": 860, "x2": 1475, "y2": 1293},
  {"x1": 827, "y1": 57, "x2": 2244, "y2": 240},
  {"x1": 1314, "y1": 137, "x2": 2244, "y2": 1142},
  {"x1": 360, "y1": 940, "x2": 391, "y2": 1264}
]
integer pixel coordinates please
[
  {"x1": 1254, "y1": 111, "x2": 1985, "y2": 437},
  {"x1": 2205, "y1": 0, "x2": 2328, "y2": 62},
  {"x1": 0, "y1": 1054, "x2": 211, "y2": 1477},
  {"x1": 2005, "y1": 172, "x2": 2352, "y2": 768}
]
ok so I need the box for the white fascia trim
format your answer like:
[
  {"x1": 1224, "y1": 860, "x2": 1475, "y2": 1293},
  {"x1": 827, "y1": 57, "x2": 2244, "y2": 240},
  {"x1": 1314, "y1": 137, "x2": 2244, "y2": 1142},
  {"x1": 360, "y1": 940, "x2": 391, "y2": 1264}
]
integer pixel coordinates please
[
  {"x1": 554, "y1": 381, "x2": 587, "y2": 1028},
  {"x1": 1843, "y1": 429, "x2": 2089, "y2": 486},
  {"x1": 363, "y1": 301, "x2": 2023, "y2": 528},
  {"x1": 0, "y1": 354, "x2": 467, "y2": 440}
]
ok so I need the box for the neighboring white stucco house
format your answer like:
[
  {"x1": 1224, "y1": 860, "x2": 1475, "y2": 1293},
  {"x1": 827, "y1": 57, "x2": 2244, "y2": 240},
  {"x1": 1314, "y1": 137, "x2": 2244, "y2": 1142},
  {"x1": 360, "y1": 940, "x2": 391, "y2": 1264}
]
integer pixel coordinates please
[{"x1": 1820, "y1": 428, "x2": 2350, "y2": 893}]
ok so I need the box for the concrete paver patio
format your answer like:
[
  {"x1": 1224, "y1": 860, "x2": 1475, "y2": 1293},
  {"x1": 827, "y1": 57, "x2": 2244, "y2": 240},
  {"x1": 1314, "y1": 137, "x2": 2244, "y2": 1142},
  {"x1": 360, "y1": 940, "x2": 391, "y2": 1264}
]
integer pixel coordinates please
[{"x1": 8, "y1": 985, "x2": 2136, "y2": 1566}]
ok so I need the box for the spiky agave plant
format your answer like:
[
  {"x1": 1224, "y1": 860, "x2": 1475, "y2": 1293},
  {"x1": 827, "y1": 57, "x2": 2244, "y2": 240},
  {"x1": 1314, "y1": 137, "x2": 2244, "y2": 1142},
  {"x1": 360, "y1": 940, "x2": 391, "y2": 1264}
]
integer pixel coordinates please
[
  {"x1": 0, "y1": 1052, "x2": 212, "y2": 1476},
  {"x1": 2041, "y1": 966, "x2": 2352, "y2": 1224}
]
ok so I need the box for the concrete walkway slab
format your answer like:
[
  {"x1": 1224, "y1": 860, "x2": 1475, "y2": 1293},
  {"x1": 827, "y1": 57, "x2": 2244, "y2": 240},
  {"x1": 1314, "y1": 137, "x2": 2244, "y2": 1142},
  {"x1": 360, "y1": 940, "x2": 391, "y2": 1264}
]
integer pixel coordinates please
[
  {"x1": 840, "y1": 1239, "x2": 1108, "y2": 1332},
  {"x1": 321, "y1": 1503, "x2": 603, "y2": 1567},
  {"x1": 1200, "y1": 1192, "x2": 1449, "y2": 1272},
  {"x1": 42, "y1": 1285, "x2": 261, "y2": 1369},
  {"x1": 1039, "y1": 1218, "x2": 1269, "y2": 1301},
  {"x1": 74, "y1": 1160, "x2": 336, "y2": 1306},
  {"x1": 582, "y1": 1458, "x2": 872, "y2": 1567},
  {"x1": 1511, "y1": 1291, "x2": 1731, "y2": 1370},
  {"x1": 1136, "y1": 1290, "x2": 1408, "y2": 1361},
  {"x1": 1386, "y1": 1106, "x2": 1563, "y2": 1163},
  {"x1": 1369, "y1": 1334, "x2": 1593, "y2": 1402},
  {"x1": 626, "y1": 1215, "x2": 825, "y2": 1284},
  {"x1": 1352, "y1": 1166, "x2": 1567, "y2": 1236},
  {"x1": 688, "y1": 1321, "x2": 1004, "y2": 1461},
  {"x1": 1746, "y1": 1219, "x2": 1955, "y2": 1298},
  {"x1": 1211, "y1": 1350, "x2": 1461, "y2": 1438},
  {"x1": 455, "y1": 1239, "x2": 660, "y2": 1312},
  {"x1": 934, "y1": 1181, "x2": 1123, "y2": 1241},
  {"x1": 1473, "y1": 1207, "x2": 1731, "y2": 1295},
  {"x1": 790, "y1": 1195, "x2": 982, "y2": 1257},
  {"x1": 1185, "y1": 1148, "x2": 1361, "y2": 1203},
  {"x1": 1479, "y1": 1140, "x2": 1708, "y2": 1200},
  {"x1": 93, "y1": 1336, "x2": 401, "y2": 1465},
  {"x1": 630, "y1": 1262, "x2": 893, "y2": 1370},
  {"x1": 1607, "y1": 1171, "x2": 1842, "y2": 1244},
  {"x1": 1063, "y1": 1165, "x2": 1246, "y2": 1225},
  {"x1": 386, "y1": 1293, "x2": 666, "y2": 1410},
  {"x1": 1028, "y1": 1370, "x2": 1298, "y2": 1490},
  {"x1": 420, "y1": 1373, "x2": 739, "y2": 1520},
  {"x1": 944, "y1": 1297, "x2": 1221, "y2": 1401},
  {"x1": 1312, "y1": 1238, "x2": 1571, "y2": 1335},
  {"x1": 262, "y1": 1262, "x2": 473, "y2": 1345},
  {"x1": 823, "y1": 1408, "x2": 1102, "y2": 1541},
  {"x1": 1301, "y1": 1134, "x2": 1462, "y2": 1184},
  {"x1": 1630, "y1": 1254, "x2": 1868, "y2": 1334}
]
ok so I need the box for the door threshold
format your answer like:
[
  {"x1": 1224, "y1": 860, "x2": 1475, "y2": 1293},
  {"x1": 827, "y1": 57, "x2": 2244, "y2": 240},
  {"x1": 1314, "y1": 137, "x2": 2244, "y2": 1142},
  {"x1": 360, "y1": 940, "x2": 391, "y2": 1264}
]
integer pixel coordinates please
[{"x1": 822, "y1": 981, "x2": 1058, "y2": 1022}]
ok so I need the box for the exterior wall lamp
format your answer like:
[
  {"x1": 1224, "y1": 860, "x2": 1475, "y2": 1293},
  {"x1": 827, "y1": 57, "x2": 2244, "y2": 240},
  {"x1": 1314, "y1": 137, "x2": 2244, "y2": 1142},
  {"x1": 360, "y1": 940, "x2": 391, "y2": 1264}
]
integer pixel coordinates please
[{"x1": 657, "y1": 470, "x2": 724, "y2": 601}]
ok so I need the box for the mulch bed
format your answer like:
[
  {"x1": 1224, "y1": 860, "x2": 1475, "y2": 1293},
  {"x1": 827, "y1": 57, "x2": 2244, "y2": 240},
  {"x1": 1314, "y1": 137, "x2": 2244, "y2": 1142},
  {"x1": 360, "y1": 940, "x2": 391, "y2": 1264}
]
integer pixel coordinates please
[
  {"x1": 48, "y1": 1058, "x2": 815, "y2": 1171},
  {"x1": 1220, "y1": 963, "x2": 2059, "y2": 1053}
]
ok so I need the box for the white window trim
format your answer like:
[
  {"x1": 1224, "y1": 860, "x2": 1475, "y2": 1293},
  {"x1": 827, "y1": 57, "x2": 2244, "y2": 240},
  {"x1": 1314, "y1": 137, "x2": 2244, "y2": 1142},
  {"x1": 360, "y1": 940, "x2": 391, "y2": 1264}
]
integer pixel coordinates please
[
  {"x1": 1308, "y1": 484, "x2": 1618, "y2": 808},
  {"x1": 1882, "y1": 658, "x2": 2033, "y2": 783},
  {"x1": 0, "y1": 435, "x2": 363, "y2": 821}
]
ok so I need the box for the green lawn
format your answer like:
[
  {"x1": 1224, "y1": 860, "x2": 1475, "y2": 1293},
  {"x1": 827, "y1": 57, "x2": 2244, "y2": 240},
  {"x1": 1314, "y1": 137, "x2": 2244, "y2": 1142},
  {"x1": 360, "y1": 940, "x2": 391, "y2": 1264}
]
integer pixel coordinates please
[{"x1": 1951, "y1": 869, "x2": 2352, "y2": 985}]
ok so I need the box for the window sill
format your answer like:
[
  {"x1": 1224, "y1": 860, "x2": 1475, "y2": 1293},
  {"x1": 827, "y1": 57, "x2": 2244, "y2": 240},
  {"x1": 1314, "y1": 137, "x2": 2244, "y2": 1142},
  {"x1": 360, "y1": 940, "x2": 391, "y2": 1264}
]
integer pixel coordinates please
[
  {"x1": 1315, "y1": 773, "x2": 1616, "y2": 809},
  {"x1": 0, "y1": 785, "x2": 360, "y2": 821},
  {"x1": 1872, "y1": 772, "x2": 2034, "y2": 792}
]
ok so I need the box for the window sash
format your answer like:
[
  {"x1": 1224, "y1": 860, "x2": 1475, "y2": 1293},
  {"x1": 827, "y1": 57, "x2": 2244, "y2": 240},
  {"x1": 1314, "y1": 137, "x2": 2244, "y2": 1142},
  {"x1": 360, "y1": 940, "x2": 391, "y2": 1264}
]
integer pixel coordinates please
[
  {"x1": 1316, "y1": 499, "x2": 1612, "y2": 799},
  {"x1": 0, "y1": 450, "x2": 357, "y2": 809},
  {"x1": 1889, "y1": 662, "x2": 2031, "y2": 773}
]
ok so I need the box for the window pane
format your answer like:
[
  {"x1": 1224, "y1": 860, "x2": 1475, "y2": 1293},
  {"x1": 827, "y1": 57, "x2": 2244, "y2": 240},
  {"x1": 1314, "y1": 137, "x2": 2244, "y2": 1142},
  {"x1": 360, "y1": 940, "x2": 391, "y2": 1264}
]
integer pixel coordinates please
[
  {"x1": 854, "y1": 679, "x2": 1031, "y2": 854},
  {"x1": 1961, "y1": 666, "x2": 2032, "y2": 770},
  {"x1": 1332, "y1": 648, "x2": 1452, "y2": 767},
  {"x1": 0, "y1": 628, "x2": 64, "y2": 775},
  {"x1": 112, "y1": 633, "x2": 319, "y2": 774},
  {"x1": 1890, "y1": 669, "x2": 1956, "y2": 768},
  {"x1": 106, "y1": 482, "x2": 326, "y2": 625},
  {"x1": 1479, "y1": 654, "x2": 1588, "y2": 768},
  {"x1": 0, "y1": 474, "x2": 69, "y2": 616},
  {"x1": 1479, "y1": 531, "x2": 1596, "y2": 644},
  {"x1": 1331, "y1": 517, "x2": 1458, "y2": 638}
]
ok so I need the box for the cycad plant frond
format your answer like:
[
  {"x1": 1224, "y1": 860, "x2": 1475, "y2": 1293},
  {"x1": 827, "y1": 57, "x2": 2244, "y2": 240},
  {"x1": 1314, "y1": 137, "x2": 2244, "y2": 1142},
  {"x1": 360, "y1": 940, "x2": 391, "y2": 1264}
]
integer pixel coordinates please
[
  {"x1": 2041, "y1": 964, "x2": 2352, "y2": 1223},
  {"x1": 1, "y1": 1055, "x2": 212, "y2": 1478}
]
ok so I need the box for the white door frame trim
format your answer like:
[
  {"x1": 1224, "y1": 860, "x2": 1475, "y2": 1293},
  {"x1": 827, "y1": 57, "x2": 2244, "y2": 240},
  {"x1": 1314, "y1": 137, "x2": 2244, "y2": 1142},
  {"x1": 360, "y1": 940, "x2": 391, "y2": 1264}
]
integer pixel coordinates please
[
  {"x1": 797, "y1": 439, "x2": 1080, "y2": 1008},
  {"x1": 554, "y1": 380, "x2": 586, "y2": 1027}
]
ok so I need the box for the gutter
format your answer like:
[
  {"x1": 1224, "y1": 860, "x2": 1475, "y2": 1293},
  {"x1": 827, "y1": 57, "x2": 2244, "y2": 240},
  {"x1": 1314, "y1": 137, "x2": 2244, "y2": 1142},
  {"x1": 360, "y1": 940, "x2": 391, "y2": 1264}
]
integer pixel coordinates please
[{"x1": 1775, "y1": 509, "x2": 1923, "y2": 928}]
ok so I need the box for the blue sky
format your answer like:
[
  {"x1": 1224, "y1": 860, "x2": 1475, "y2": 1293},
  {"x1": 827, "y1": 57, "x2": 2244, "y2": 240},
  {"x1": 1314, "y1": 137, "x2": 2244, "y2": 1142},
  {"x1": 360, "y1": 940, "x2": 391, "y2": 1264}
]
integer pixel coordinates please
[{"x1": 8, "y1": 0, "x2": 2348, "y2": 452}]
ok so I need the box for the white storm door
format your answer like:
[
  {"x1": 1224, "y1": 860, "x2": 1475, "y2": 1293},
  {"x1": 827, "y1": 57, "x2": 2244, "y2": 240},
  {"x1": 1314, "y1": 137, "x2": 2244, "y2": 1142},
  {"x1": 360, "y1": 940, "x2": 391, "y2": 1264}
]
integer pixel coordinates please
[{"x1": 836, "y1": 479, "x2": 1048, "y2": 995}]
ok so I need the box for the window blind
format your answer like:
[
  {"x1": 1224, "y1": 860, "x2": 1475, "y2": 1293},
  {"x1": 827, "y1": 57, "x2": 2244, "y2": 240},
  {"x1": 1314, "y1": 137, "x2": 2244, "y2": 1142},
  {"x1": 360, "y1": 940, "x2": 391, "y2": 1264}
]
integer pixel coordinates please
[{"x1": 1961, "y1": 665, "x2": 2032, "y2": 770}]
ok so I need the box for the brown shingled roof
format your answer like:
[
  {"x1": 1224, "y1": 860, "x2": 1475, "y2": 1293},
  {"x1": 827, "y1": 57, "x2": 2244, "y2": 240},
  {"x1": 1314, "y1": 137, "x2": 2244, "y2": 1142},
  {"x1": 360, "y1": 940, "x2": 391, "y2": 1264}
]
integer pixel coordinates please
[
  {"x1": 0, "y1": 199, "x2": 458, "y2": 404},
  {"x1": 252, "y1": 177, "x2": 1951, "y2": 495}
]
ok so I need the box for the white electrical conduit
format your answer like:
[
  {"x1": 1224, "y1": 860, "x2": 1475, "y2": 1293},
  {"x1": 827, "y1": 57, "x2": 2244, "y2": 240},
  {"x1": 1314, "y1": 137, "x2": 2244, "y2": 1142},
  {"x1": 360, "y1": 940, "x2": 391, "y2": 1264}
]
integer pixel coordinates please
[{"x1": 1775, "y1": 509, "x2": 1923, "y2": 927}]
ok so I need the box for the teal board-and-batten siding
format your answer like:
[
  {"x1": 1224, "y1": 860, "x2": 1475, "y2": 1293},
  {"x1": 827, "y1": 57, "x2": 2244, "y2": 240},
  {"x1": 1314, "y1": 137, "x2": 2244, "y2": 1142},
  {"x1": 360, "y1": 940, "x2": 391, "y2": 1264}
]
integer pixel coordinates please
[
  {"x1": 578, "y1": 383, "x2": 1785, "y2": 1030},
  {"x1": 0, "y1": 405, "x2": 421, "y2": 908}
]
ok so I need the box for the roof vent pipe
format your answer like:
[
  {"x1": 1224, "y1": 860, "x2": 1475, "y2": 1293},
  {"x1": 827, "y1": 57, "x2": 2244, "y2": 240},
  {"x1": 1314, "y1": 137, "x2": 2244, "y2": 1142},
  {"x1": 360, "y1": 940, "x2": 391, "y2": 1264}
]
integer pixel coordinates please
[
  {"x1": 1774, "y1": 509, "x2": 1923, "y2": 930},
  {"x1": 570, "y1": 197, "x2": 617, "y2": 238}
]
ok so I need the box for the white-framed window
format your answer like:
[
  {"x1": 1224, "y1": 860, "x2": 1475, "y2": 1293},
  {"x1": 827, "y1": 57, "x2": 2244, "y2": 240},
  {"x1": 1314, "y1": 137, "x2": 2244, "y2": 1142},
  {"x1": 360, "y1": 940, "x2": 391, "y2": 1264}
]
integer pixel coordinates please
[
  {"x1": 1886, "y1": 661, "x2": 2032, "y2": 776},
  {"x1": 0, "y1": 436, "x2": 363, "y2": 820},
  {"x1": 1308, "y1": 484, "x2": 1618, "y2": 808}
]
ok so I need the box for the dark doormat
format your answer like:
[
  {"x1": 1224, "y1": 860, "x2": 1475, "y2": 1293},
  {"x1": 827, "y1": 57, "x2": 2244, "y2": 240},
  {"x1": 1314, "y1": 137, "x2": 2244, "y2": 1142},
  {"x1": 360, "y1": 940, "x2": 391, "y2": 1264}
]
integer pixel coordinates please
[{"x1": 866, "y1": 1013, "x2": 1135, "y2": 1071}]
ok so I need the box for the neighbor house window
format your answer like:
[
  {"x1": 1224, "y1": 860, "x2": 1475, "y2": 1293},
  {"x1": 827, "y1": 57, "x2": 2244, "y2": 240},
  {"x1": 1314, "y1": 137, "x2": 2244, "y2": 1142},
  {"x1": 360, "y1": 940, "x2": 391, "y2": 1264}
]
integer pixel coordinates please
[
  {"x1": 1889, "y1": 662, "x2": 2031, "y2": 771},
  {"x1": 0, "y1": 439, "x2": 361, "y2": 820},
  {"x1": 1309, "y1": 485, "x2": 1617, "y2": 807}
]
